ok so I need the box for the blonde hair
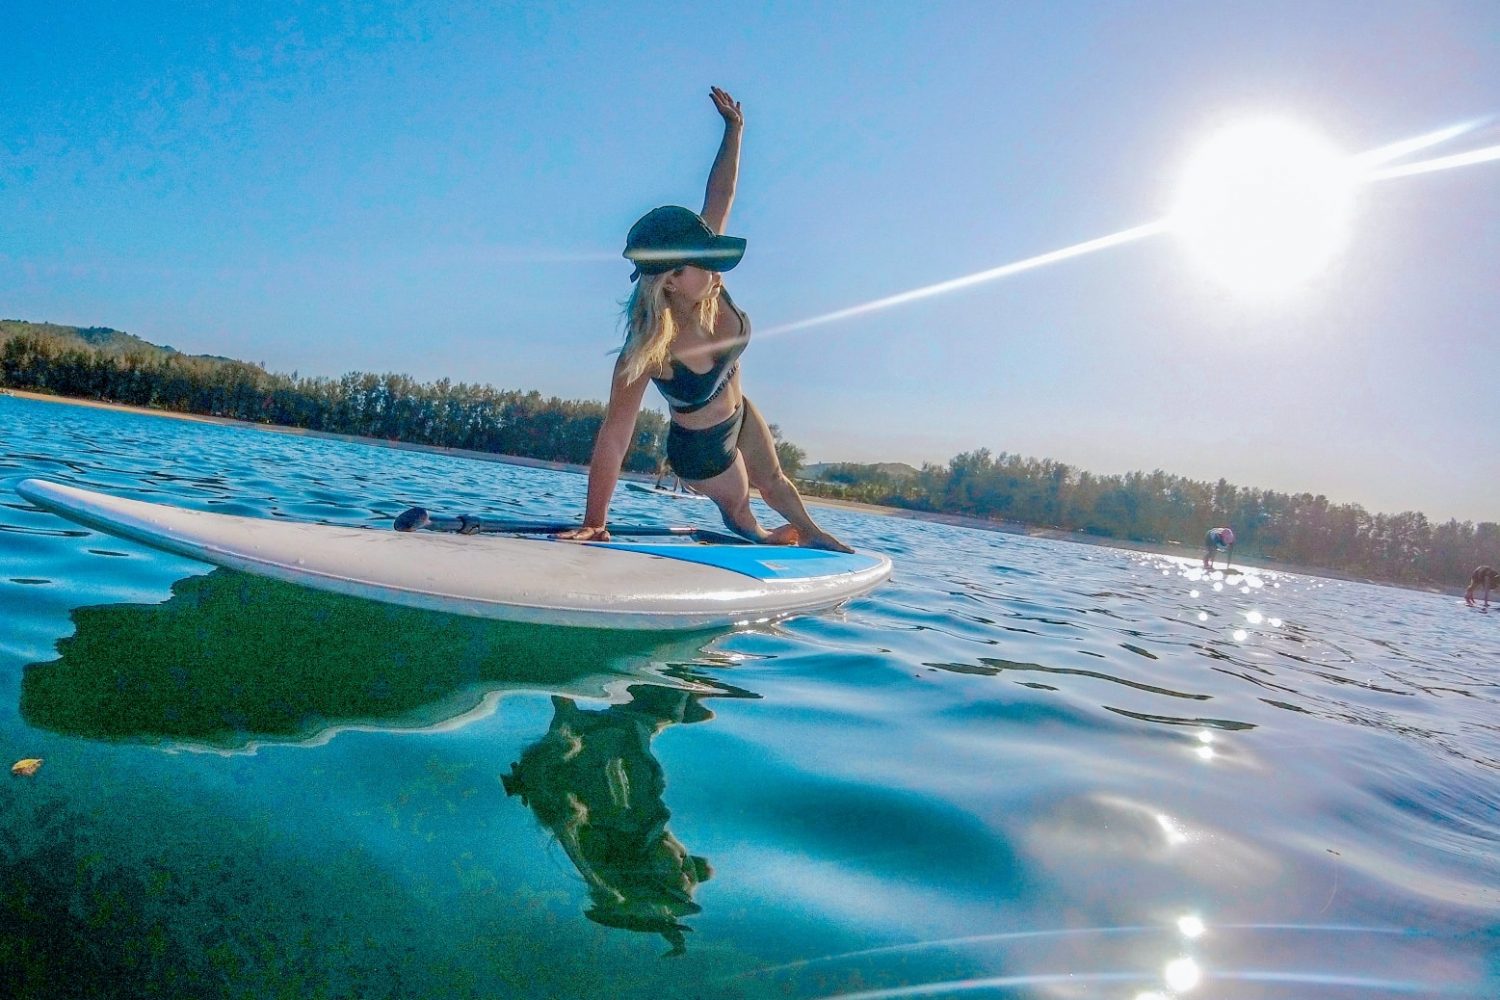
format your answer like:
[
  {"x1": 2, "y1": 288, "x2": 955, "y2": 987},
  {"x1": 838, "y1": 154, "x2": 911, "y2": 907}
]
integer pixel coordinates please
[{"x1": 617, "y1": 271, "x2": 720, "y2": 385}]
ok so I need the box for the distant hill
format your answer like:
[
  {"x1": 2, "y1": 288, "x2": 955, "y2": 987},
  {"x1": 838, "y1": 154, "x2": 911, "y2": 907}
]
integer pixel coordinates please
[
  {"x1": 0, "y1": 320, "x2": 239, "y2": 366},
  {"x1": 801, "y1": 461, "x2": 920, "y2": 483}
]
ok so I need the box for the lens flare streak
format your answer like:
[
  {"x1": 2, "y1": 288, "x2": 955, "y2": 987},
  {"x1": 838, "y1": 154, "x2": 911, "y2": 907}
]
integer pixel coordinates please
[
  {"x1": 818, "y1": 972, "x2": 1145, "y2": 1000},
  {"x1": 818, "y1": 970, "x2": 1474, "y2": 1000},
  {"x1": 758, "y1": 118, "x2": 1499, "y2": 336},
  {"x1": 1217, "y1": 971, "x2": 1481, "y2": 995},
  {"x1": 1351, "y1": 120, "x2": 1485, "y2": 167},
  {"x1": 737, "y1": 925, "x2": 1153, "y2": 977},
  {"x1": 757, "y1": 221, "x2": 1168, "y2": 338},
  {"x1": 736, "y1": 922, "x2": 1419, "y2": 982},
  {"x1": 1364, "y1": 142, "x2": 1500, "y2": 182}
]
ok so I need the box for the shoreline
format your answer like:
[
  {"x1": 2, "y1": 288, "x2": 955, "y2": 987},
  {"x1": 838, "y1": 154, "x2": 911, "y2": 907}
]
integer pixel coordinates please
[
  {"x1": 3, "y1": 387, "x2": 607, "y2": 477},
  {"x1": 1, "y1": 388, "x2": 1453, "y2": 594}
]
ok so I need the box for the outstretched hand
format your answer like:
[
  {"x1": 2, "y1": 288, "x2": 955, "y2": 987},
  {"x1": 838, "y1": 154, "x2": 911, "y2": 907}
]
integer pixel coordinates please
[
  {"x1": 710, "y1": 86, "x2": 742, "y2": 128},
  {"x1": 557, "y1": 525, "x2": 610, "y2": 543}
]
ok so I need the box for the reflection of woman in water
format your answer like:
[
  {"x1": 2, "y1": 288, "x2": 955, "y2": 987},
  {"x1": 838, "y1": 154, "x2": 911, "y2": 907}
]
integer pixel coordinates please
[
  {"x1": 1203, "y1": 526, "x2": 1235, "y2": 570},
  {"x1": 502, "y1": 686, "x2": 714, "y2": 955},
  {"x1": 1466, "y1": 566, "x2": 1497, "y2": 608}
]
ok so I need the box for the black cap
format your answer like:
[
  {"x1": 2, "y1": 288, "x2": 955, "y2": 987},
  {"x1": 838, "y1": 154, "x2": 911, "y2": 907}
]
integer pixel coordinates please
[{"x1": 624, "y1": 206, "x2": 747, "y2": 281}]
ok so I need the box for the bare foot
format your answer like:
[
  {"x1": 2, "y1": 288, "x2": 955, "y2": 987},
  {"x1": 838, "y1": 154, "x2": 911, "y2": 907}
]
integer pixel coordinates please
[
  {"x1": 557, "y1": 525, "x2": 610, "y2": 542},
  {"x1": 802, "y1": 531, "x2": 854, "y2": 553},
  {"x1": 764, "y1": 523, "x2": 801, "y2": 546}
]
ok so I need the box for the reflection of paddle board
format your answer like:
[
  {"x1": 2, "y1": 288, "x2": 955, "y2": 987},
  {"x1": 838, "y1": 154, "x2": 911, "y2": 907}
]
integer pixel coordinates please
[
  {"x1": 23, "y1": 568, "x2": 698, "y2": 749},
  {"x1": 18, "y1": 479, "x2": 892, "y2": 631},
  {"x1": 627, "y1": 481, "x2": 711, "y2": 501}
]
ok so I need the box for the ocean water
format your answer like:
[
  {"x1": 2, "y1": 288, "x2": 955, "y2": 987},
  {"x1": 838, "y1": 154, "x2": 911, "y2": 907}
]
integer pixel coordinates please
[{"x1": 0, "y1": 391, "x2": 1496, "y2": 1000}]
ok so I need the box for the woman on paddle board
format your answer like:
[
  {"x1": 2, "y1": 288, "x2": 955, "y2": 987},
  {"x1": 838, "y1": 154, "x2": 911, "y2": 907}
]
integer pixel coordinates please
[
  {"x1": 1466, "y1": 566, "x2": 1497, "y2": 608},
  {"x1": 1203, "y1": 526, "x2": 1235, "y2": 570},
  {"x1": 561, "y1": 87, "x2": 851, "y2": 552}
]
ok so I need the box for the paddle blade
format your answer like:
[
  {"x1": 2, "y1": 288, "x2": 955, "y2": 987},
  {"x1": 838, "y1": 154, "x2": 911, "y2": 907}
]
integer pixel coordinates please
[{"x1": 394, "y1": 507, "x2": 431, "y2": 532}]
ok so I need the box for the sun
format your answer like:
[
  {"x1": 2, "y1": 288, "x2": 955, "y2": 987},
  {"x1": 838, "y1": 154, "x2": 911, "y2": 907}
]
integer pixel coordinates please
[{"x1": 1171, "y1": 119, "x2": 1358, "y2": 295}]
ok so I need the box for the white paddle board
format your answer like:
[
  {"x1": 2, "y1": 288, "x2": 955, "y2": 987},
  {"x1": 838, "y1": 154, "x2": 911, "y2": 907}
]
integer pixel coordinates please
[{"x1": 17, "y1": 479, "x2": 892, "y2": 631}]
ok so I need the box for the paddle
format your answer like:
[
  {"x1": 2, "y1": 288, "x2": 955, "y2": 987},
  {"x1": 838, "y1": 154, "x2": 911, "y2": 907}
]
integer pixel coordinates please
[{"x1": 394, "y1": 507, "x2": 749, "y2": 545}]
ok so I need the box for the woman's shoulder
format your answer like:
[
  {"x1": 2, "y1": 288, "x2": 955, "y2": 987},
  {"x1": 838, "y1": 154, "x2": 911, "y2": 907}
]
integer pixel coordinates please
[{"x1": 718, "y1": 288, "x2": 750, "y2": 333}]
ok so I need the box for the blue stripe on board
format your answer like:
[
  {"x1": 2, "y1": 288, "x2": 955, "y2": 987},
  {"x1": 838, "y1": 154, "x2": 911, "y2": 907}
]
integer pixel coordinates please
[{"x1": 593, "y1": 542, "x2": 884, "y2": 581}]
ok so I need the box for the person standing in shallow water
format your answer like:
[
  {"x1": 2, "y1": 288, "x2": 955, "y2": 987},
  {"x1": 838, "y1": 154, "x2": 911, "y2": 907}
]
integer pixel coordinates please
[
  {"x1": 1203, "y1": 526, "x2": 1235, "y2": 570},
  {"x1": 1466, "y1": 566, "x2": 1497, "y2": 608},
  {"x1": 560, "y1": 87, "x2": 851, "y2": 551}
]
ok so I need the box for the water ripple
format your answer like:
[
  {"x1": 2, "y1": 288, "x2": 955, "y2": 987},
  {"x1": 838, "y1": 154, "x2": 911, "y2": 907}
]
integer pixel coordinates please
[{"x1": 1, "y1": 393, "x2": 1495, "y2": 998}]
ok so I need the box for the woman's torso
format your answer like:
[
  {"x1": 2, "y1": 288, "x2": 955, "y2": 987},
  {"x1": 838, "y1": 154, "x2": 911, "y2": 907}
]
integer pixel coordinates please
[{"x1": 654, "y1": 289, "x2": 750, "y2": 430}]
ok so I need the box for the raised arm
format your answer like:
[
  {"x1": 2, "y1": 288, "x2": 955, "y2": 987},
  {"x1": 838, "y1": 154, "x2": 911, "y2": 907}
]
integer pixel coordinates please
[
  {"x1": 558, "y1": 357, "x2": 653, "y2": 541},
  {"x1": 701, "y1": 86, "x2": 743, "y2": 234}
]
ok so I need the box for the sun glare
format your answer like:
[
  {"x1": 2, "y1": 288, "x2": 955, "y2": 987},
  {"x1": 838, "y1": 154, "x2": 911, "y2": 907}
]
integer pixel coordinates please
[
  {"x1": 1170, "y1": 119, "x2": 1358, "y2": 295},
  {"x1": 763, "y1": 116, "x2": 1495, "y2": 337}
]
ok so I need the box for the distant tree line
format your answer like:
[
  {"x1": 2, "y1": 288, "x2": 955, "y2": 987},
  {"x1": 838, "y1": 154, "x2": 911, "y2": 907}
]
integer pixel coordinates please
[
  {"x1": 797, "y1": 450, "x2": 1496, "y2": 587},
  {"x1": 0, "y1": 329, "x2": 667, "y2": 471},
  {"x1": 4, "y1": 323, "x2": 1492, "y2": 586}
]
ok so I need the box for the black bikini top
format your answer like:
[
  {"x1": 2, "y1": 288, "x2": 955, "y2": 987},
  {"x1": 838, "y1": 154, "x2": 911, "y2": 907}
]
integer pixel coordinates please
[{"x1": 651, "y1": 291, "x2": 750, "y2": 414}]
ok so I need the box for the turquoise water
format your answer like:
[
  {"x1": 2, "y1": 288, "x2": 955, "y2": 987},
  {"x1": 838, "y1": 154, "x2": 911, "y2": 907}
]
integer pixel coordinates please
[{"x1": 1, "y1": 392, "x2": 1496, "y2": 999}]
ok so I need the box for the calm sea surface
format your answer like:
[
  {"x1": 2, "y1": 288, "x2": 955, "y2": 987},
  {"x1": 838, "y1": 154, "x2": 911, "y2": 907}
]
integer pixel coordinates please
[{"x1": 1, "y1": 392, "x2": 1496, "y2": 999}]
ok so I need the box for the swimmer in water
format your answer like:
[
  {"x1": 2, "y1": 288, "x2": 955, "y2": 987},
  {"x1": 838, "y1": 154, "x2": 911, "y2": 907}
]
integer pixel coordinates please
[
  {"x1": 1465, "y1": 566, "x2": 1497, "y2": 608},
  {"x1": 1203, "y1": 526, "x2": 1235, "y2": 571}
]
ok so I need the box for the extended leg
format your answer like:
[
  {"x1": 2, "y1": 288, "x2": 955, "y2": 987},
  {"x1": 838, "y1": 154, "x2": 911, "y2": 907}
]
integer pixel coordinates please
[
  {"x1": 685, "y1": 454, "x2": 795, "y2": 544},
  {"x1": 734, "y1": 398, "x2": 853, "y2": 552}
]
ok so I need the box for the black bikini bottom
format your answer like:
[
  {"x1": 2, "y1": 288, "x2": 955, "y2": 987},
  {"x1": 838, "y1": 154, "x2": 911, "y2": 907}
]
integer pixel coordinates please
[{"x1": 667, "y1": 403, "x2": 744, "y2": 481}]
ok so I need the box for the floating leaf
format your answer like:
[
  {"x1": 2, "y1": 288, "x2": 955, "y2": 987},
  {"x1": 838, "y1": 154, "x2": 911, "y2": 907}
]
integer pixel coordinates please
[{"x1": 11, "y1": 758, "x2": 43, "y2": 777}]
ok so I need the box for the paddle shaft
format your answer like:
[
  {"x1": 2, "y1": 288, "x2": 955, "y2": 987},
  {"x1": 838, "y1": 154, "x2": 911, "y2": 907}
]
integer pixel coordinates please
[{"x1": 394, "y1": 507, "x2": 748, "y2": 545}]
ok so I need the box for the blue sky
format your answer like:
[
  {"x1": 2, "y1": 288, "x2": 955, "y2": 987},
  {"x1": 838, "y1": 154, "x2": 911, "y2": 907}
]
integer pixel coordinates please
[{"x1": 3, "y1": 2, "x2": 1497, "y2": 522}]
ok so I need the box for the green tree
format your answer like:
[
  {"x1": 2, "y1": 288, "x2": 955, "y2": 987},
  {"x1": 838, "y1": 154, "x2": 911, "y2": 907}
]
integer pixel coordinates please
[{"x1": 767, "y1": 423, "x2": 805, "y2": 476}]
